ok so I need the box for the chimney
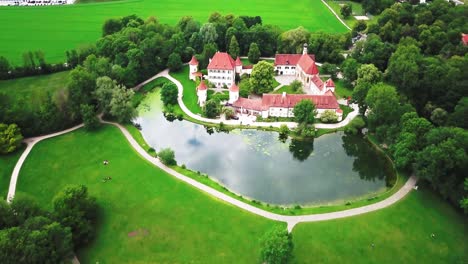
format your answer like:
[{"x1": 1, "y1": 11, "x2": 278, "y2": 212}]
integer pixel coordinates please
[{"x1": 303, "y1": 43, "x2": 308, "y2": 54}]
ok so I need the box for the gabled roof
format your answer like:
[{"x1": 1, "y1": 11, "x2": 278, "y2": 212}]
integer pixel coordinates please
[
  {"x1": 229, "y1": 83, "x2": 239, "y2": 92},
  {"x1": 325, "y1": 78, "x2": 335, "y2": 87},
  {"x1": 207, "y1": 52, "x2": 236, "y2": 70},
  {"x1": 274, "y1": 54, "x2": 315, "y2": 66},
  {"x1": 261, "y1": 93, "x2": 339, "y2": 109},
  {"x1": 235, "y1": 57, "x2": 242, "y2": 66},
  {"x1": 191, "y1": 72, "x2": 203, "y2": 77},
  {"x1": 297, "y1": 54, "x2": 318, "y2": 75},
  {"x1": 189, "y1": 56, "x2": 199, "y2": 65},
  {"x1": 232, "y1": 97, "x2": 264, "y2": 111},
  {"x1": 197, "y1": 81, "x2": 207, "y2": 91},
  {"x1": 311, "y1": 75, "x2": 324, "y2": 90}
]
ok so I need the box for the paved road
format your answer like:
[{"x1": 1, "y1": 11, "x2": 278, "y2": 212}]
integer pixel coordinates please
[{"x1": 7, "y1": 120, "x2": 416, "y2": 232}]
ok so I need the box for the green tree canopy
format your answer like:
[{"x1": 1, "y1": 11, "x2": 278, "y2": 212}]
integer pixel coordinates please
[
  {"x1": 293, "y1": 99, "x2": 317, "y2": 125},
  {"x1": 249, "y1": 61, "x2": 275, "y2": 94},
  {"x1": 260, "y1": 227, "x2": 293, "y2": 264},
  {"x1": 161, "y1": 82, "x2": 179, "y2": 106},
  {"x1": 228, "y1": 35, "x2": 240, "y2": 59},
  {"x1": 0, "y1": 123, "x2": 23, "y2": 155},
  {"x1": 248, "y1": 42, "x2": 260, "y2": 63}
]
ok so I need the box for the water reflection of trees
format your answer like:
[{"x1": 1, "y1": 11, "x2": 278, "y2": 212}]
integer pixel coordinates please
[
  {"x1": 342, "y1": 133, "x2": 395, "y2": 185},
  {"x1": 288, "y1": 138, "x2": 314, "y2": 162}
]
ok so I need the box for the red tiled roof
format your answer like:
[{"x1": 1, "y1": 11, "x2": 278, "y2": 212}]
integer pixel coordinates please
[
  {"x1": 242, "y1": 65, "x2": 253, "y2": 69},
  {"x1": 197, "y1": 81, "x2": 207, "y2": 91},
  {"x1": 232, "y1": 97, "x2": 265, "y2": 111},
  {"x1": 189, "y1": 56, "x2": 199, "y2": 65},
  {"x1": 311, "y1": 75, "x2": 324, "y2": 90},
  {"x1": 297, "y1": 54, "x2": 318, "y2": 75},
  {"x1": 191, "y1": 72, "x2": 203, "y2": 77},
  {"x1": 233, "y1": 93, "x2": 339, "y2": 111},
  {"x1": 207, "y1": 52, "x2": 236, "y2": 70},
  {"x1": 262, "y1": 93, "x2": 339, "y2": 109},
  {"x1": 274, "y1": 54, "x2": 315, "y2": 66},
  {"x1": 229, "y1": 83, "x2": 239, "y2": 92},
  {"x1": 325, "y1": 78, "x2": 335, "y2": 87},
  {"x1": 235, "y1": 57, "x2": 242, "y2": 66},
  {"x1": 336, "y1": 108, "x2": 343, "y2": 114},
  {"x1": 462, "y1": 33, "x2": 468, "y2": 45}
]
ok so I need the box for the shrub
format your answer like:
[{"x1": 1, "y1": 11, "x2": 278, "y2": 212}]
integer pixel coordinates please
[
  {"x1": 260, "y1": 227, "x2": 294, "y2": 264},
  {"x1": 0, "y1": 123, "x2": 23, "y2": 155},
  {"x1": 160, "y1": 82, "x2": 178, "y2": 106},
  {"x1": 345, "y1": 116, "x2": 366, "y2": 135},
  {"x1": 158, "y1": 148, "x2": 176, "y2": 166},
  {"x1": 320, "y1": 110, "x2": 338, "y2": 123}
]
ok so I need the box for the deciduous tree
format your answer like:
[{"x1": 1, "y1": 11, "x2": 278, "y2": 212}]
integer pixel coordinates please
[{"x1": 249, "y1": 61, "x2": 275, "y2": 94}]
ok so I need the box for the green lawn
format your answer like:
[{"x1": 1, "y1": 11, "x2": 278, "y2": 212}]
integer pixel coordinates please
[
  {"x1": 271, "y1": 85, "x2": 304, "y2": 94},
  {"x1": 0, "y1": 71, "x2": 70, "y2": 111},
  {"x1": 0, "y1": 0, "x2": 348, "y2": 65},
  {"x1": 334, "y1": 79, "x2": 353, "y2": 99},
  {"x1": 293, "y1": 185, "x2": 468, "y2": 263},
  {"x1": 325, "y1": 0, "x2": 364, "y2": 28},
  {"x1": 0, "y1": 147, "x2": 24, "y2": 199},
  {"x1": 15, "y1": 125, "x2": 282, "y2": 263},
  {"x1": 170, "y1": 66, "x2": 203, "y2": 114}
]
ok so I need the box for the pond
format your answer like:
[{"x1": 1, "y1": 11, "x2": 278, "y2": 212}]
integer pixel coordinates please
[{"x1": 137, "y1": 91, "x2": 395, "y2": 206}]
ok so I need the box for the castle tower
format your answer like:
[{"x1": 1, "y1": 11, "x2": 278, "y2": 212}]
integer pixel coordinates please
[
  {"x1": 235, "y1": 57, "x2": 243, "y2": 74},
  {"x1": 302, "y1": 43, "x2": 308, "y2": 54},
  {"x1": 229, "y1": 83, "x2": 239, "y2": 104},
  {"x1": 189, "y1": 56, "x2": 199, "y2": 81},
  {"x1": 324, "y1": 78, "x2": 335, "y2": 93},
  {"x1": 197, "y1": 81, "x2": 208, "y2": 106}
]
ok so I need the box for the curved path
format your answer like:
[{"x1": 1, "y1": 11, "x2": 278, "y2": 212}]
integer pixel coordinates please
[
  {"x1": 7, "y1": 119, "x2": 416, "y2": 232},
  {"x1": 321, "y1": 0, "x2": 352, "y2": 31},
  {"x1": 154, "y1": 69, "x2": 360, "y2": 129}
]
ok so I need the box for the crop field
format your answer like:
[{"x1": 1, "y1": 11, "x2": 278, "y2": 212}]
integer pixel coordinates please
[{"x1": 0, "y1": 0, "x2": 348, "y2": 65}]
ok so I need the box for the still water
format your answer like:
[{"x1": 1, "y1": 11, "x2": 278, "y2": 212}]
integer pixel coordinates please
[{"x1": 137, "y1": 91, "x2": 395, "y2": 205}]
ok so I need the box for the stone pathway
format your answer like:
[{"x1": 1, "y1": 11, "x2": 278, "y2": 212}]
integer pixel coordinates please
[
  {"x1": 320, "y1": 0, "x2": 352, "y2": 30},
  {"x1": 7, "y1": 118, "x2": 416, "y2": 233}
]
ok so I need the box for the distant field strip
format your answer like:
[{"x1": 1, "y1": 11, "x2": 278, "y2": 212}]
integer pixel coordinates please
[{"x1": 0, "y1": 0, "x2": 348, "y2": 65}]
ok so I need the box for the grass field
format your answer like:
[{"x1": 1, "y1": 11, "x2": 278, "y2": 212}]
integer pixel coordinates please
[
  {"x1": 271, "y1": 85, "x2": 305, "y2": 94},
  {"x1": 0, "y1": 147, "x2": 24, "y2": 199},
  {"x1": 0, "y1": 71, "x2": 70, "y2": 111},
  {"x1": 0, "y1": 0, "x2": 348, "y2": 65},
  {"x1": 334, "y1": 79, "x2": 353, "y2": 99},
  {"x1": 170, "y1": 67, "x2": 203, "y2": 114},
  {"x1": 15, "y1": 125, "x2": 282, "y2": 263},
  {"x1": 293, "y1": 185, "x2": 468, "y2": 263}
]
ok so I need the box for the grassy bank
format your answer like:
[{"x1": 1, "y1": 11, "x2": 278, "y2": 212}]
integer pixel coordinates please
[
  {"x1": 0, "y1": 146, "x2": 25, "y2": 199},
  {"x1": 16, "y1": 125, "x2": 282, "y2": 263}
]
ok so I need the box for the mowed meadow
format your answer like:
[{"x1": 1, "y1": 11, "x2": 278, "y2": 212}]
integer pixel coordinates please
[{"x1": 0, "y1": 0, "x2": 348, "y2": 65}]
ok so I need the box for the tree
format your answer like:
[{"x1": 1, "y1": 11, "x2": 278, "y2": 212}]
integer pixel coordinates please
[
  {"x1": 239, "y1": 77, "x2": 252, "y2": 98},
  {"x1": 320, "y1": 110, "x2": 338, "y2": 123},
  {"x1": 430, "y1": 108, "x2": 448, "y2": 126},
  {"x1": 199, "y1": 23, "x2": 218, "y2": 45},
  {"x1": 80, "y1": 104, "x2": 99, "y2": 130},
  {"x1": 0, "y1": 123, "x2": 23, "y2": 155},
  {"x1": 94, "y1": 76, "x2": 116, "y2": 113},
  {"x1": 293, "y1": 99, "x2": 316, "y2": 125},
  {"x1": 53, "y1": 185, "x2": 98, "y2": 248},
  {"x1": 109, "y1": 85, "x2": 136, "y2": 123},
  {"x1": 0, "y1": 56, "x2": 10, "y2": 79},
  {"x1": 10, "y1": 195, "x2": 43, "y2": 226},
  {"x1": 278, "y1": 124, "x2": 290, "y2": 142},
  {"x1": 167, "y1": 52, "x2": 182, "y2": 72},
  {"x1": 352, "y1": 64, "x2": 382, "y2": 114},
  {"x1": 204, "y1": 99, "x2": 221, "y2": 118},
  {"x1": 158, "y1": 148, "x2": 176, "y2": 165},
  {"x1": 461, "y1": 179, "x2": 468, "y2": 213},
  {"x1": 260, "y1": 227, "x2": 293, "y2": 264},
  {"x1": 341, "y1": 4, "x2": 352, "y2": 18},
  {"x1": 102, "y1": 18, "x2": 123, "y2": 36},
  {"x1": 289, "y1": 80, "x2": 303, "y2": 93},
  {"x1": 248, "y1": 42, "x2": 261, "y2": 63},
  {"x1": 249, "y1": 61, "x2": 275, "y2": 94},
  {"x1": 68, "y1": 66, "x2": 96, "y2": 117},
  {"x1": 228, "y1": 35, "x2": 240, "y2": 59},
  {"x1": 278, "y1": 27, "x2": 310, "y2": 54},
  {"x1": 160, "y1": 82, "x2": 179, "y2": 106},
  {"x1": 449, "y1": 97, "x2": 468, "y2": 129},
  {"x1": 341, "y1": 58, "x2": 360, "y2": 85}
]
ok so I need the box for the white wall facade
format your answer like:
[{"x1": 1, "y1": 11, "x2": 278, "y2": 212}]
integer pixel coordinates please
[
  {"x1": 207, "y1": 69, "x2": 235, "y2": 88},
  {"x1": 197, "y1": 90, "x2": 207, "y2": 106},
  {"x1": 229, "y1": 91, "x2": 239, "y2": 104},
  {"x1": 189, "y1": 64, "x2": 198, "y2": 81},
  {"x1": 275, "y1": 65, "x2": 296, "y2": 75}
]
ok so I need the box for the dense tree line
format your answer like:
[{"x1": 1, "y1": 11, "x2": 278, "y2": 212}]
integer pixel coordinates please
[
  {"x1": 0, "y1": 185, "x2": 98, "y2": 263},
  {"x1": 344, "y1": 0, "x2": 467, "y2": 213}
]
